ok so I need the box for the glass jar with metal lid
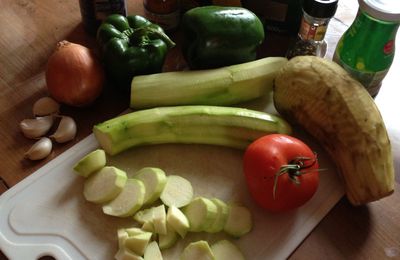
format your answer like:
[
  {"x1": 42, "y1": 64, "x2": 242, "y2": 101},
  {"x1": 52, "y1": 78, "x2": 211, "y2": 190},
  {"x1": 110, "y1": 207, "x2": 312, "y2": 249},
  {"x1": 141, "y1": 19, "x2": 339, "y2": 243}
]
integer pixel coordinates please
[{"x1": 287, "y1": 0, "x2": 338, "y2": 58}]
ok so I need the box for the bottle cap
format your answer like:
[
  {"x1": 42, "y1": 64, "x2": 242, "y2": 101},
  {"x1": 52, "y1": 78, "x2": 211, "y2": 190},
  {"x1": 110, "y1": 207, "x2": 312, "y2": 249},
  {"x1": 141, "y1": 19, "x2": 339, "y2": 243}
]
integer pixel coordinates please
[
  {"x1": 359, "y1": 0, "x2": 400, "y2": 22},
  {"x1": 303, "y1": 0, "x2": 339, "y2": 19}
]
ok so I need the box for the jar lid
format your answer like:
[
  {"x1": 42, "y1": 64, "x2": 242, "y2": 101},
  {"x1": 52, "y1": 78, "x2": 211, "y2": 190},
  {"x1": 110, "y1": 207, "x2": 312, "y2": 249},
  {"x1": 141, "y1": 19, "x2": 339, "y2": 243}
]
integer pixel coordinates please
[
  {"x1": 303, "y1": 0, "x2": 339, "y2": 19},
  {"x1": 359, "y1": 0, "x2": 400, "y2": 22}
]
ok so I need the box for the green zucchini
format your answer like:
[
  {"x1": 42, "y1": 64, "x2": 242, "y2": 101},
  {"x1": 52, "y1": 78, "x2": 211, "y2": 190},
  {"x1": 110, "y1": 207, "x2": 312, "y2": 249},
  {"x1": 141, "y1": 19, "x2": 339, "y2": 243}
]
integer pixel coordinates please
[
  {"x1": 93, "y1": 105, "x2": 291, "y2": 155},
  {"x1": 130, "y1": 57, "x2": 287, "y2": 109}
]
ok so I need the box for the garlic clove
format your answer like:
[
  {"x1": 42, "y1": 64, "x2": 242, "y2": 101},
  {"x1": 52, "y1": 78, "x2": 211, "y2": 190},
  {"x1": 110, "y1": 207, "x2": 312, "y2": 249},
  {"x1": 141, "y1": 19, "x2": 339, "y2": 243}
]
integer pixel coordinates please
[
  {"x1": 50, "y1": 116, "x2": 77, "y2": 143},
  {"x1": 20, "y1": 115, "x2": 54, "y2": 139},
  {"x1": 25, "y1": 137, "x2": 52, "y2": 160},
  {"x1": 33, "y1": 96, "x2": 60, "y2": 116}
]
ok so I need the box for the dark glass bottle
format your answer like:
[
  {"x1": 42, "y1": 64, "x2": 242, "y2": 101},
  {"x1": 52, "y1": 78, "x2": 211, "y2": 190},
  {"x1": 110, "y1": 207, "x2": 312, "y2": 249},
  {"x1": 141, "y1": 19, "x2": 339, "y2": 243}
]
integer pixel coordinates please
[
  {"x1": 242, "y1": 0, "x2": 303, "y2": 36},
  {"x1": 79, "y1": 0, "x2": 127, "y2": 35}
]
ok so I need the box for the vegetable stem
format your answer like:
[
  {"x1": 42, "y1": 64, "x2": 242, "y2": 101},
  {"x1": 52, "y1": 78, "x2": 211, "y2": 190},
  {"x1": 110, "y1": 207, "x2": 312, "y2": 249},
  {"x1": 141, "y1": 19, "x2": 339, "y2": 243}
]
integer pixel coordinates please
[
  {"x1": 124, "y1": 27, "x2": 176, "y2": 48},
  {"x1": 273, "y1": 156, "x2": 319, "y2": 200}
]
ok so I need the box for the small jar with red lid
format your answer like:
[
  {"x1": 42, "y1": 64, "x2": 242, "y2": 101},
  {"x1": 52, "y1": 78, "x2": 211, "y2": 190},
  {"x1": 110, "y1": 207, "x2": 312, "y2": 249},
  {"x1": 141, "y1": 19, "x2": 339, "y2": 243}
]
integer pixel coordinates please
[{"x1": 143, "y1": 0, "x2": 180, "y2": 32}]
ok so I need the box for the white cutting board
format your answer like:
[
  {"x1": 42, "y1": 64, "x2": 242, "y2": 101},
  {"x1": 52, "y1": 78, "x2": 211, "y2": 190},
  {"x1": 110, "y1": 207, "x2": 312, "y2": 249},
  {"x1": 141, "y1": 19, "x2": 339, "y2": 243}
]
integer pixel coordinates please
[{"x1": 0, "y1": 99, "x2": 345, "y2": 260}]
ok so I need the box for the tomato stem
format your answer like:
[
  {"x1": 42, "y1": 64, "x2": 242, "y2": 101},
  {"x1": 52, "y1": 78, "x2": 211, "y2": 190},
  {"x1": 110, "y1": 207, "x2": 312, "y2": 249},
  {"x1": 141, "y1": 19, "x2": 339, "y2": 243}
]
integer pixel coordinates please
[{"x1": 273, "y1": 154, "x2": 319, "y2": 200}]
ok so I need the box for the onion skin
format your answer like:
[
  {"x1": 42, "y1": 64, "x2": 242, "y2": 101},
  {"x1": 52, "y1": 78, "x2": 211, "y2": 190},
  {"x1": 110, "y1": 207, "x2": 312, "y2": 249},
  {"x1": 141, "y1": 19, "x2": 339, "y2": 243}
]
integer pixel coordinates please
[{"x1": 45, "y1": 41, "x2": 104, "y2": 107}]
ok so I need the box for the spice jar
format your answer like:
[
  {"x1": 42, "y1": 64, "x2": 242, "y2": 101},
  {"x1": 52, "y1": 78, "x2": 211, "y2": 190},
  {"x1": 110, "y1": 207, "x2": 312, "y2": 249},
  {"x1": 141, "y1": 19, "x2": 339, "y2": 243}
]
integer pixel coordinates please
[
  {"x1": 287, "y1": 0, "x2": 338, "y2": 59},
  {"x1": 143, "y1": 0, "x2": 180, "y2": 32}
]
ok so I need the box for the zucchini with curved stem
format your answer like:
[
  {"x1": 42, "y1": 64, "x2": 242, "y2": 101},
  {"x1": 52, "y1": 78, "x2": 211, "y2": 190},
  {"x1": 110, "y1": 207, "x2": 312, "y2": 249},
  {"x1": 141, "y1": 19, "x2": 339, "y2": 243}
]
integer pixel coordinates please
[
  {"x1": 273, "y1": 56, "x2": 394, "y2": 205},
  {"x1": 93, "y1": 105, "x2": 292, "y2": 155}
]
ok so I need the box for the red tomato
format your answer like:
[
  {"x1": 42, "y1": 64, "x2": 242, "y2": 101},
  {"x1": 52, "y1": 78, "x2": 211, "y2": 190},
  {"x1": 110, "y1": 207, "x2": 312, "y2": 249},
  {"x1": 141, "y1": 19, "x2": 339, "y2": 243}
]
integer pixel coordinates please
[{"x1": 243, "y1": 134, "x2": 319, "y2": 212}]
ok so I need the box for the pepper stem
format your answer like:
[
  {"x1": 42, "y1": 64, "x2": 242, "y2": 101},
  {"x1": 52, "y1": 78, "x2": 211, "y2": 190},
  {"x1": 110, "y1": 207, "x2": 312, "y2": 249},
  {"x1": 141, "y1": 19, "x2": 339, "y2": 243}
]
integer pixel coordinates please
[{"x1": 123, "y1": 27, "x2": 176, "y2": 49}]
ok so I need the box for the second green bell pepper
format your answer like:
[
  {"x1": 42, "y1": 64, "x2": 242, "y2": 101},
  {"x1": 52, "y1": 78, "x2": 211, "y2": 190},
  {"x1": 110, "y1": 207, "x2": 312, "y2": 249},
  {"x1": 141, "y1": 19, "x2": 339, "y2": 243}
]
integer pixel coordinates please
[
  {"x1": 182, "y1": 6, "x2": 265, "y2": 69},
  {"x1": 97, "y1": 14, "x2": 176, "y2": 91}
]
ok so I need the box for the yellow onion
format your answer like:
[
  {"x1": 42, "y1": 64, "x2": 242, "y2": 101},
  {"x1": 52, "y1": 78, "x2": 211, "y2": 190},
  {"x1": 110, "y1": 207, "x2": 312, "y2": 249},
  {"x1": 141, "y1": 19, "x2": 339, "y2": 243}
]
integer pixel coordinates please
[{"x1": 45, "y1": 41, "x2": 104, "y2": 107}]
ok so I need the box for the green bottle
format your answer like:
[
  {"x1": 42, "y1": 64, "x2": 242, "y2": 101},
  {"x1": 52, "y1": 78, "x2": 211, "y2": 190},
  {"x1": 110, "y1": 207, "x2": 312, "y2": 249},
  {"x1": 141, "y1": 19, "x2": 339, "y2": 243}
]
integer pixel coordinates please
[{"x1": 333, "y1": 0, "x2": 400, "y2": 97}]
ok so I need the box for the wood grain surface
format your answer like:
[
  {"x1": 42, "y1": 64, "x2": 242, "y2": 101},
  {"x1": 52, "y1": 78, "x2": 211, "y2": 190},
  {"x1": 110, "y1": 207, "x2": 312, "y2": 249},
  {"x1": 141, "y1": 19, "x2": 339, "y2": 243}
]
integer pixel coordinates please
[{"x1": 0, "y1": 0, "x2": 399, "y2": 259}]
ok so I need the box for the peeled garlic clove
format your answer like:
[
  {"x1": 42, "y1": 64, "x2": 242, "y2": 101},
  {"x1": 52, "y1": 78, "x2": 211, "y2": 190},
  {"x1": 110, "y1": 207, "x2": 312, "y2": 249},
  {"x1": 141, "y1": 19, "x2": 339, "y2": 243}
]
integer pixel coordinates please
[
  {"x1": 33, "y1": 97, "x2": 60, "y2": 116},
  {"x1": 50, "y1": 116, "x2": 77, "y2": 143},
  {"x1": 20, "y1": 115, "x2": 54, "y2": 139},
  {"x1": 25, "y1": 137, "x2": 52, "y2": 160}
]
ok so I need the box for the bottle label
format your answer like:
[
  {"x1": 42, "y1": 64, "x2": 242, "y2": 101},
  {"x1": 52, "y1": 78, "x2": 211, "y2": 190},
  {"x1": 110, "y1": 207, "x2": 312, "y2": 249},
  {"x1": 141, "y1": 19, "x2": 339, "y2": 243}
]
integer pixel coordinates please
[
  {"x1": 299, "y1": 17, "x2": 327, "y2": 41},
  {"x1": 334, "y1": 53, "x2": 389, "y2": 97},
  {"x1": 144, "y1": 8, "x2": 180, "y2": 31}
]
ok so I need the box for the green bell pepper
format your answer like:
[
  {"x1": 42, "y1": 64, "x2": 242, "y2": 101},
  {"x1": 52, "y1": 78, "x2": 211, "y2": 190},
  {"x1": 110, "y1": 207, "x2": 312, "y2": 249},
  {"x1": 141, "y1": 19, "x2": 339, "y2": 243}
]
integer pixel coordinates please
[
  {"x1": 182, "y1": 6, "x2": 265, "y2": 69},
  {"x1": 97, "y1": 14, "x2": 176, "y2": 91}
]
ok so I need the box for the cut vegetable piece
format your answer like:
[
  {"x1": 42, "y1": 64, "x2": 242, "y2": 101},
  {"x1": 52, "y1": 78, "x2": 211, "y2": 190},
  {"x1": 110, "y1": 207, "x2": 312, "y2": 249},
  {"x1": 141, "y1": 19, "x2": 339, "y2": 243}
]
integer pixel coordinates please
[
  {"x1": 183, "y1": 197, "x2": 218, "y2": 232},
  {"x1": 152, "y1": 205, "x2": 167, "y2": 235},
  {"x1": 93, "y1": 106, "x2": 292, "y2": 156},
  {"x1": 117, "y1": 229, "x2": 129, "y2": 249},
  {"x1": 74, "y1": 149, "x2": 106, "y2": 177},
  {"x1": 125, "y1": 227, "x2": 146, "y2": 237},
  {"x1": 224, "y1": 205, "x2": 252, "y2": 237},
  {"x1": 180, "y1": 240, "x2": 215, "y2": 260},
  {"x1": 158, "y1": 224, "x2": 179, "y2": 250},
  {"x1": 160, "y1": 175, "x2": 193, "y2": 208},
  {"x1": 115, "y1": 248, "x2": 144, "y2": 260},
  {"x1": 211, "y1": 240, "x2": 245, "y2": 260},
  {"x1": 130, "y1": 57, "x2": 288, "y2": 109},
  {"x1": 103, "y1": 179, "x2": 145, "y2": 217},
  {"x1": 141, "y1": 221, "x2": 155, "y2": 233},
  {"x1": 125, "y1": 232, "x2": 152, "y2": 256},
  {"x1": 83, "y1": 166, "x2": 127, "y2": 204},
  {"x1": 206, "y1": 198, "x2": 229, "y2": 233},
  {"x1": 144, "y1": 241, "x2": 163, "y2": 260},
  {"x1": 134, "y1": 207, "x2": 154, "y2": 224},
  {"x1": 167, "y1": 206, "x2": 190, "y2": 238},
  {"x1": 134, "y1": 167, "x2": 167, "y2": 205}
]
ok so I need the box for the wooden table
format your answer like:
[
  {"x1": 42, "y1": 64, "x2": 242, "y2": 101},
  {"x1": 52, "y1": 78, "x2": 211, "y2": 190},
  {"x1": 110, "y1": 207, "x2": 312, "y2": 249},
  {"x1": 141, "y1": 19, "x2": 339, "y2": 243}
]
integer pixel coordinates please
[{"x1": 0, "y1": 0, "x2": 399, "y2": 259}]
